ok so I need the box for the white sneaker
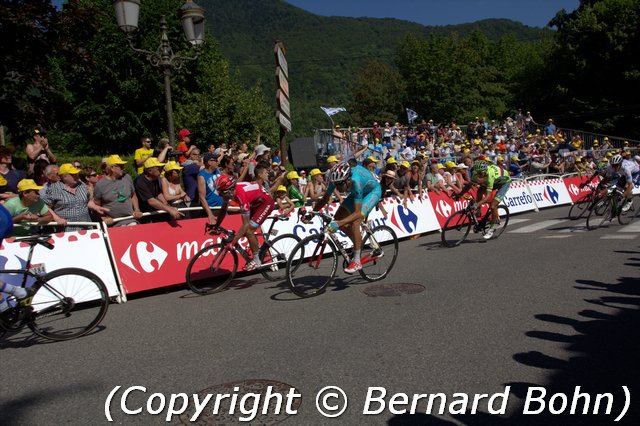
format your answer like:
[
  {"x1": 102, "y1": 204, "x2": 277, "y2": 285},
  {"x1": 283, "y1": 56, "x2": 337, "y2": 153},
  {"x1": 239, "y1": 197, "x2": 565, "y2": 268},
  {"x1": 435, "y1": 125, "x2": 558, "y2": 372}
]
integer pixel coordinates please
[
  {"x1": 483, "y1": 228, "x2": 495, "y2": 240},
  {"x1": 622, "y1": 200, "x2": 633, "y2": 212},
  {"x1": 344, "y1": 261, "x2": 362, "y2": 274}
]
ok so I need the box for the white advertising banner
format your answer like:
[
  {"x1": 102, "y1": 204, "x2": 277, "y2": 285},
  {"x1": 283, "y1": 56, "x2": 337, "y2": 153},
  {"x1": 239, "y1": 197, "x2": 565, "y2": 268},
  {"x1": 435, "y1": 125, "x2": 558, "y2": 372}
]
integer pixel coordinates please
[
  {"x1": 526, "y1": 178, "x2": 574, "y2": 209},
  {"x1": 0, "y1": 230, "x2": 121, "y2": 300},
  {"x1": 501, "y1": 180, "x2": 538, "y2": 214}
]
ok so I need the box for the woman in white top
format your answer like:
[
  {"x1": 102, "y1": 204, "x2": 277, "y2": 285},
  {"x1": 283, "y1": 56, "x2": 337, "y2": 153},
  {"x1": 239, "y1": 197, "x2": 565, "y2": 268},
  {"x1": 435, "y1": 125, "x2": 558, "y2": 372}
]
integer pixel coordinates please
[
  {"x1": 303, "y1": 168, "x2": 327, "y2": 202},
  {"x1": 161, "y1": 161, "x2": 190, "y2": 207}
]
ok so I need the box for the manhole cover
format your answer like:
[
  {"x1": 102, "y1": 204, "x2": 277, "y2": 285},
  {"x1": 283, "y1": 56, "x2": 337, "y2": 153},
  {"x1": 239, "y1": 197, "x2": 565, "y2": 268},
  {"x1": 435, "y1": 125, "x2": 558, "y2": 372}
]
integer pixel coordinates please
[
  {"x1": 363, "y1": 283, "x2": 425, "y2": 297},
  {"x1": 178, "y1": 379, "x2": 301, "y2": 425}
]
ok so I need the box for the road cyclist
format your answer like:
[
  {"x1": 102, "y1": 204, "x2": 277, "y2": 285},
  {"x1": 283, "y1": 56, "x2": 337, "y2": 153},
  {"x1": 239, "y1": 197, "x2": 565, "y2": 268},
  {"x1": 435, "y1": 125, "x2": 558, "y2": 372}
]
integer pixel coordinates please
[
  {"x1": 453, "y1": 159, "x2": 511, "y2": 240},
  {"x1": 581, "y1": 154, "x2": 639, "y2": 213}
]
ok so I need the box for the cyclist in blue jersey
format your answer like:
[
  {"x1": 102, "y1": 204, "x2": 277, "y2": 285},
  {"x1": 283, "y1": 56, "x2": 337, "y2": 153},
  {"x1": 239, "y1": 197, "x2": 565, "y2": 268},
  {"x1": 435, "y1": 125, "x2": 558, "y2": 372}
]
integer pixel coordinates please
[{"x1": 306, "y1": 162, "x2": 382, "y2": 273}]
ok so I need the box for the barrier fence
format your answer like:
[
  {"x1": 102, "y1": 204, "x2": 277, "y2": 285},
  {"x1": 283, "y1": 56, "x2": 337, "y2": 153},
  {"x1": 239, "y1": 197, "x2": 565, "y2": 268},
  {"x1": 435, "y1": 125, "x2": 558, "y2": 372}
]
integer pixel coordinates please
[{"x1": 0, "y1": 175, "x2": 631, "y2": 302}]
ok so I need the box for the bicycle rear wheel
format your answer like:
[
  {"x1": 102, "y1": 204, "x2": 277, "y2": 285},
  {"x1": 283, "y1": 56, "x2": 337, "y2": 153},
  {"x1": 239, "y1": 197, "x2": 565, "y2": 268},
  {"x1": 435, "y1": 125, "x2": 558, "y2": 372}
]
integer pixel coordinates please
[
  {"x1": 568, "y1": 194, "x2": 592, "y2": 220},
  {"x1": 28, "y1": 268, "x2": 109, "y2": 341},
  {"x1": 359, "y1": 225, "x2": 398, "y2": 281},
  {"x1": 586, "y1": 198, "x2": 612, "y2": 230},
  {"x1": 286, "y1": 234, "x2": 337, "y2": 298},
  {"x1": 441, "y1": 210, "x2": 472, "y2": 247},
  {"x1": 259, "y1": 233, "x2": 301, "y2": 282},
  {"x1": 186, "y1": 244, "x2": 238, "y2": 295},
  {"x1": 490, "y1": 205, "x2": 510, "y2": 240}
]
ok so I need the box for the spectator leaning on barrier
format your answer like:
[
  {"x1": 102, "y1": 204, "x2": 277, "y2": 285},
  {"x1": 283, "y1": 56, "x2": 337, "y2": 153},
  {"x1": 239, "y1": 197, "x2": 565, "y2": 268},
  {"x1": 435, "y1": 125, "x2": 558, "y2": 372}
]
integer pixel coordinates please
[
  {"x1": 304, "y1": 168, "x2": 326, "y2": 202},
  {"x1": 5, "y1": 179, "x2": 53, "y2": 235},
  {"x1": 0, "y1": 146, "x2": 24, "y2": 201},
  {"x1": 286, "y1": 171, "x2": 304, "y2": 208},
  {"x1": 134, "y1": 136, "x2": 154, "y2": 174},
  {"x1": 134, "y1": 157, "x2": 183, "y2": 221},
  {"x1": 93, "y1": 155, "x2": 142, "y2": 227},
  {"x1": 274, "y1": 185, "x2": 294, "y2": 215},
  {"x1": 25, "y1": 128, "x2": 56, "y2": 185},
  {"x1": 162, "y1": 161, "x2": 189, "y2": 209},
  {"x1": 198, "y1": 152, "x2": 223, "y2": 224},
  {"x1": 41, "y1": 163, "x2": 108, "y2": 231}
]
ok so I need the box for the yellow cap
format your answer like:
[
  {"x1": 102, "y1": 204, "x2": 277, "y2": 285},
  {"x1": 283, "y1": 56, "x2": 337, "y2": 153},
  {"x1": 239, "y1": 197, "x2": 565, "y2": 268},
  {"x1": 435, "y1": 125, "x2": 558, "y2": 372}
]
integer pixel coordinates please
[
  {"x1": 366, "y1": 156, "x2": 378, "y2": 163},
  {"x1": 287, "y1": 171, "x2": 301, "y2": 180},
  {"x1": 437, "y1": 163, "x2": 445, "y2": 169},
  {"x1": 58, "y1": 163, "x2": 81, "y2": 175},
  {"x1": 327, "y1": 155, "x2": 338, "y2": 163},
  {"x1": 309, "y1": 168, "x2": 323, "y2": 177},
  {"x1": 604, "y1": 137, "x2": 609, "y2": 141},
  {"x1": 143, "y1": 157, "x2": 166, "y2": 169},
  {"x1": 511, "y1": 156, "x2": 520, "y2": 161},
  {"x1": 276, "y1": 185, "x2": 287, "y2": 192},
  {"x1": 106, "y1": 154, "x2": 127, "y2": 166},
  {"x1": 445, "y1": 161, "x2": 457, "y2": 169},
  {"x1": 164, "y1": 161, "x2": 183, "y2": 172},
  {"x1": 386, "y1": 157, "x2": 397, "y2": 164},
  {"x1": 400, "y1": 161, "x2": 410, "y2": 169},
  {"x1": 18, "y1": 179, "x2": 44, "y2": 192},
  {"x1": 463, "y1": 149, "x2": 471, "y2": 154},
  {"x1": 497, "y1": 156, "x2": 504, "y2": 161}
]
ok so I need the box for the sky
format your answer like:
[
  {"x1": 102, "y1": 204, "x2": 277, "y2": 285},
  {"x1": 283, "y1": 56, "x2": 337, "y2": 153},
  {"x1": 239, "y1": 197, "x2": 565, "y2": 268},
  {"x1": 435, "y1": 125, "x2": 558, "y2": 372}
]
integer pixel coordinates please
[{"x1": 284, "y1": 0, "x2": 581, "y2": 28}]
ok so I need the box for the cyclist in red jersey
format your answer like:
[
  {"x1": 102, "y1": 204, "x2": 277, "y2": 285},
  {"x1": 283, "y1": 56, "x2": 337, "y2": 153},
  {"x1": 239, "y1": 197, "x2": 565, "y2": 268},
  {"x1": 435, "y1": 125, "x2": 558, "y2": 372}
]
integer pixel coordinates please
[{"x1": 213, "y1": 171, "x2": 275, "y2": 271}]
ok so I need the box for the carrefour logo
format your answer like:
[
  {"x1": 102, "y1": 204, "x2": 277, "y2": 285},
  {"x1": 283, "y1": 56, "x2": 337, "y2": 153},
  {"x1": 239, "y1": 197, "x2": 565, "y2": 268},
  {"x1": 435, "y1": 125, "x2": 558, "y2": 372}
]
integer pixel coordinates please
[
  {"x1": 568, "y1": 184, "x2": 580, "y2": 197},
  {"x1": 390, "y1": 205, "x2": 419, "y2": 233},
  {"x1": 544, "y1": 185, "x2": 560, "y2": 204},
  {"x1": 121, "y1": 241, "x2": 168, "y2": 273},
  {"x1": 434, "y1": 200, "x2": 452, "y2": 219}
]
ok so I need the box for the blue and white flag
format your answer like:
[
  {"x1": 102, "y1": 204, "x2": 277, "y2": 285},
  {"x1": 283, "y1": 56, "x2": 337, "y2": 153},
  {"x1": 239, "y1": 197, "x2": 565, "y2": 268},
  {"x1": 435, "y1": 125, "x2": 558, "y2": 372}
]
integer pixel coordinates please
[
  {"x1": 406, "y1": 108, "x2": 418, "y2": 123},
  {"x1": 321, "y1": 107, "x2": 347, "y2": 117}
]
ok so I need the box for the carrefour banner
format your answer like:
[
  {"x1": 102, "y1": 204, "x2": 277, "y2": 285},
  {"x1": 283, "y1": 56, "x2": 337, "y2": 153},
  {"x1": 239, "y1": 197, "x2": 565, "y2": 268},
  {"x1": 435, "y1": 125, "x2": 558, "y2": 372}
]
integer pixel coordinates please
[
  {"x1": 526, "y1": 178, "x2": 573, "y2": 209},
  {"x1": 500, "y1": 180, "x2": 537, "y2": 214},
  {"x1": 562, "y1": 176, "x2": 602, "y2": 202},
  {"x1": 0, "y1": 230, "x2": 121, "y2": 300},
  {"x1": 106, "y1": 216, "x2": 247, "y2": 294}
]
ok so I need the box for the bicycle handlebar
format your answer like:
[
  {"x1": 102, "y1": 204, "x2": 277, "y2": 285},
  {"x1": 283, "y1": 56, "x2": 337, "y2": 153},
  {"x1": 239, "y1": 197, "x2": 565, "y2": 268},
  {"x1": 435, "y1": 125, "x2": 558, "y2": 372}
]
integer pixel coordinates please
[{"x1": 204, "y1": 223, "x2": 235, "y2": 242}]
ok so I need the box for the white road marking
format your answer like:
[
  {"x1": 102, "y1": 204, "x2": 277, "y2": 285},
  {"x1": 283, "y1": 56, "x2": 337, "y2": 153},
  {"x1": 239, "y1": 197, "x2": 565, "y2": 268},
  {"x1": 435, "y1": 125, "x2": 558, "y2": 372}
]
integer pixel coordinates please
[{"x1": 508, "y1": 219, "x2": 568, "y2": 234}]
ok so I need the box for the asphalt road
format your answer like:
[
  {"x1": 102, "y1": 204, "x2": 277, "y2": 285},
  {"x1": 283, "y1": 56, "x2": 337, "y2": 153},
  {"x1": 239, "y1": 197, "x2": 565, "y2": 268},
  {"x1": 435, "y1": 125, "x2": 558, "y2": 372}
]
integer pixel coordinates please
[{"x1": 2, "y1": 206, "x2": 639, "y2": 426}]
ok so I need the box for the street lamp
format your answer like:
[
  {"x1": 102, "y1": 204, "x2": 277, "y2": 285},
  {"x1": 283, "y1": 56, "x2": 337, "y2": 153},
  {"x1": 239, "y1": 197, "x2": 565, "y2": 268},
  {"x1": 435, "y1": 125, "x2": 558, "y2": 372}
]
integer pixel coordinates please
[{"x1": 113, "y1": 0, "x2": 205, "y2": 145}]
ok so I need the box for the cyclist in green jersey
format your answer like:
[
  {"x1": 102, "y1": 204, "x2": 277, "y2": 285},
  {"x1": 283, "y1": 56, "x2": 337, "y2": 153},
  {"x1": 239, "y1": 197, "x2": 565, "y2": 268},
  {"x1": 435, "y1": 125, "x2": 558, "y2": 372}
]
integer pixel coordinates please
[{"x1": 454, "y1": 160, "x2": 512, "y2": 239}]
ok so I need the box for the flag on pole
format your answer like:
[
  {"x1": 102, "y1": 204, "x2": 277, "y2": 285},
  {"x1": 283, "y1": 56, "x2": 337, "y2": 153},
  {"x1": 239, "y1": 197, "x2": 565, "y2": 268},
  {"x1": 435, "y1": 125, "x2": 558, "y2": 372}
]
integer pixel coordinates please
[
  {"x1": 321, "y1": 107, "x2": 347, "y2": 117},
  {"x1": 406, "y1": 108, "x2": 418, "y2": 124}
]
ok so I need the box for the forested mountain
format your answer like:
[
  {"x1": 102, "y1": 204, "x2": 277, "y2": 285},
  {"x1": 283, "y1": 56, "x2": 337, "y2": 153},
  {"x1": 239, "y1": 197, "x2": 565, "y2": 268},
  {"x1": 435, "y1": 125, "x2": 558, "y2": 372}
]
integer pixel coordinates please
[{"x1": 200, "y1": 0, "x2": 551, "y2": 135}]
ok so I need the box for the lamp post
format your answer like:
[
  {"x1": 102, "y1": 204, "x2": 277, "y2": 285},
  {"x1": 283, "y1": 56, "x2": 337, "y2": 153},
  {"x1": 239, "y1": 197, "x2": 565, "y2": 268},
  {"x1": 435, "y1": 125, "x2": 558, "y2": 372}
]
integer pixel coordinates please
[{"x1": 113, "y1": 0, "x2": 205, "y2": 146}]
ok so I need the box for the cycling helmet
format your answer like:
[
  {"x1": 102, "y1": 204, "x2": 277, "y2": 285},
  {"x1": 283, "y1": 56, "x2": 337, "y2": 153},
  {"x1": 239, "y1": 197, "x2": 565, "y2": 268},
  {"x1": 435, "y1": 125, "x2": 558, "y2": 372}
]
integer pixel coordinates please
[
  {"x1": 215, "y1": 174, "x2": 236, "y2": 192},
  {"x1": 473, "y1": 160, "x2": 489, "y2": 173},
  {"x1": 610, "y1": 154, "x2": 623, "y2": 165},
  {"x1": 328, "y1": 161, "x2": 351, "y2": 183}
]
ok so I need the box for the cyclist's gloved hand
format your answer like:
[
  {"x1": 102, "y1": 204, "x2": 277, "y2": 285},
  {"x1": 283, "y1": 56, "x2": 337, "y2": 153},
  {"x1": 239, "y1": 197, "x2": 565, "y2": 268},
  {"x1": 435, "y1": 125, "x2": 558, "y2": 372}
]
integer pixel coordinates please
[
  {"x1": 327, "y1": 221, "x2": 340, "y2": 233},
  {"x1": 451, "y1": 193, "x2": 460, "y2": 201},
  {"x1": 299, "y1": 208, "x2": 313, "y2": 224}
]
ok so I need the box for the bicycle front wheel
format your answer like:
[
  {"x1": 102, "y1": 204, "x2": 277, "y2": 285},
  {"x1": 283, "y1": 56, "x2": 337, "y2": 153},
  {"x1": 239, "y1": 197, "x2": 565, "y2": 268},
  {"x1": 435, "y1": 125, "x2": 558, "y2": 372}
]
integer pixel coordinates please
[
  {"x1": 586, "y1": 198, "x2": 612, "y2": 230},
  {"x1": 286, "y1": 233, "x2": 337, "y2": 298},
  {"x1": 568, "y1": 194, "x2": 592, "y2": 220},
  {"x1": 441, "y1": 210, "x2": 472, "y2": 247},
  {"x1": 359, "y1": 225, "x2": 398, "y2": 282},
  {"x1": 490, "y1": 205, "x2": 510, "y2": 240},
  {"x1": 259, "y1": 233, "x2": 301, "y2": 282},
  {"x1": 28, "y1": 268, "x2": 109, "y2": 341},
  {"x1": 618, "y1": 196, "x2": 636, "y2": 225},
  {"x1": 186, "y1": 244, "x2": 238, "y2": 295}
]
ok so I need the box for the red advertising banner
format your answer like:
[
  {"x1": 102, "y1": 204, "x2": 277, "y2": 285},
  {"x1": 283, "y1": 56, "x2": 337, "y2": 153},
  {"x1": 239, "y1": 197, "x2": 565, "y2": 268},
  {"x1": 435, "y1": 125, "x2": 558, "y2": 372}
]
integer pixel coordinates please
[
  {"x1": 563, "y1": 176, "x2": 600, "y2": 203},
  {"x1": 106, "y1": 216, "x2": 248, "y2": 294},
  {"x1": 428, "y1": 189, "x2": 487, "y2": 228}
]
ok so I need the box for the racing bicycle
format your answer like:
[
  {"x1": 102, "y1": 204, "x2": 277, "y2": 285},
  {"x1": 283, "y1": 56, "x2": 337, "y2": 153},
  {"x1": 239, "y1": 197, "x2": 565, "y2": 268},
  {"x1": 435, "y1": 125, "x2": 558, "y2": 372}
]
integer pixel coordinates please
[
  {"x1": 441, "y1": 195, "x2": 510, "y2": 247},
  {"x1": 185, "y1": 214, "x2": 300, "y2": 295},
  {"x1": 285, "y1": 210, "x2": 398, "y2": 298},
  {"x1": 0, "y1": 235, "x2": 109, "y2": 341},
  {"x1": 567, "y1": 185, "x2": 605, "y2": 220},
  {"x1": 586, "y1": 184, "x2": 637, "y2": 230}
]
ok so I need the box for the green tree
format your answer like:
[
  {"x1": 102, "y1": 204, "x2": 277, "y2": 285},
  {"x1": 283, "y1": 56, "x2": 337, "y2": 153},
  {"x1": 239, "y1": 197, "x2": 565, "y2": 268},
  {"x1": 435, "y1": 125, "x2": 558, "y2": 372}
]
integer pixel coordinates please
[{"x1": 349, "y1": 59, "x2": 406, "y2": 125}]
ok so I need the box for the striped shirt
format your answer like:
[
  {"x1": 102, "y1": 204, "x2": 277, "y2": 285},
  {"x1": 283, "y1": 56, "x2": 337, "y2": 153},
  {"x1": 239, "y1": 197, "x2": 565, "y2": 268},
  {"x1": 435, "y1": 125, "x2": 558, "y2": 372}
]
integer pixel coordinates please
[{"x1": 41, "y1": 181, "x2": 92, "y2": 230}]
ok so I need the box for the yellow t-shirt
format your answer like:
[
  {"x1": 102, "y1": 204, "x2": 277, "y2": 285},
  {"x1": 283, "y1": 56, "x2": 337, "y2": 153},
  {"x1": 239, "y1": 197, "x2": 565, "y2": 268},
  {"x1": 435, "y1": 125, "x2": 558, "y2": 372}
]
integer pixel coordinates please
[{"x1": 134, "y1": 148, "x2": 154, "y2": 174}]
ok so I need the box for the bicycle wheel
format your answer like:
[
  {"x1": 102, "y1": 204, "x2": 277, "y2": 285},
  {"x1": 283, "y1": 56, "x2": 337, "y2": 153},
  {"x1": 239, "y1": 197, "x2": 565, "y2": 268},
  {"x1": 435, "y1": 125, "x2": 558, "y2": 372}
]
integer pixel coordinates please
[
  {"x1": 286, "y1": 233, "x2": 337, "y2": 298},
  {"x1": 359, "y1": 225, "x2": 398, "y2": 282},
  {"x1": 618, "y1": 196, "x2": 636, "y2": 225},
  {"x1": 186, "y1": 244, "x2": 238, "y2": 295},
  {"x1": 441, "y1": 210, "x2": 472, "y2": 247},
  {"x1": 490, "y1": 205, "x2": 510, "y2": 240},
  {"x1": 28, "y1": 268, "x2": 109, "y2": 341},
  {"x1": 586, "y1": 198, "x2": 612, "y2": 230},
  {"x1": 259, "y1": 233, "x2": 301, "y2": 282},
  {"x1": 568, "y1": 195, "x2": 592, "y2": 220}
]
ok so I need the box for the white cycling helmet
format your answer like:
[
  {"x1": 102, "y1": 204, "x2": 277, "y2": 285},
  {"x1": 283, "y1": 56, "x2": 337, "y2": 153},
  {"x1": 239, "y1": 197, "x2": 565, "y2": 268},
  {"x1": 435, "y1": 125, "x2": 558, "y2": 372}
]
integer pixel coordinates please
[
  {"x1": 610, "y1": 154, "x2": 623, "y2": 165},
  {"x1": 328, "y1": 161, "x2": 351, "y2": 183}
]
